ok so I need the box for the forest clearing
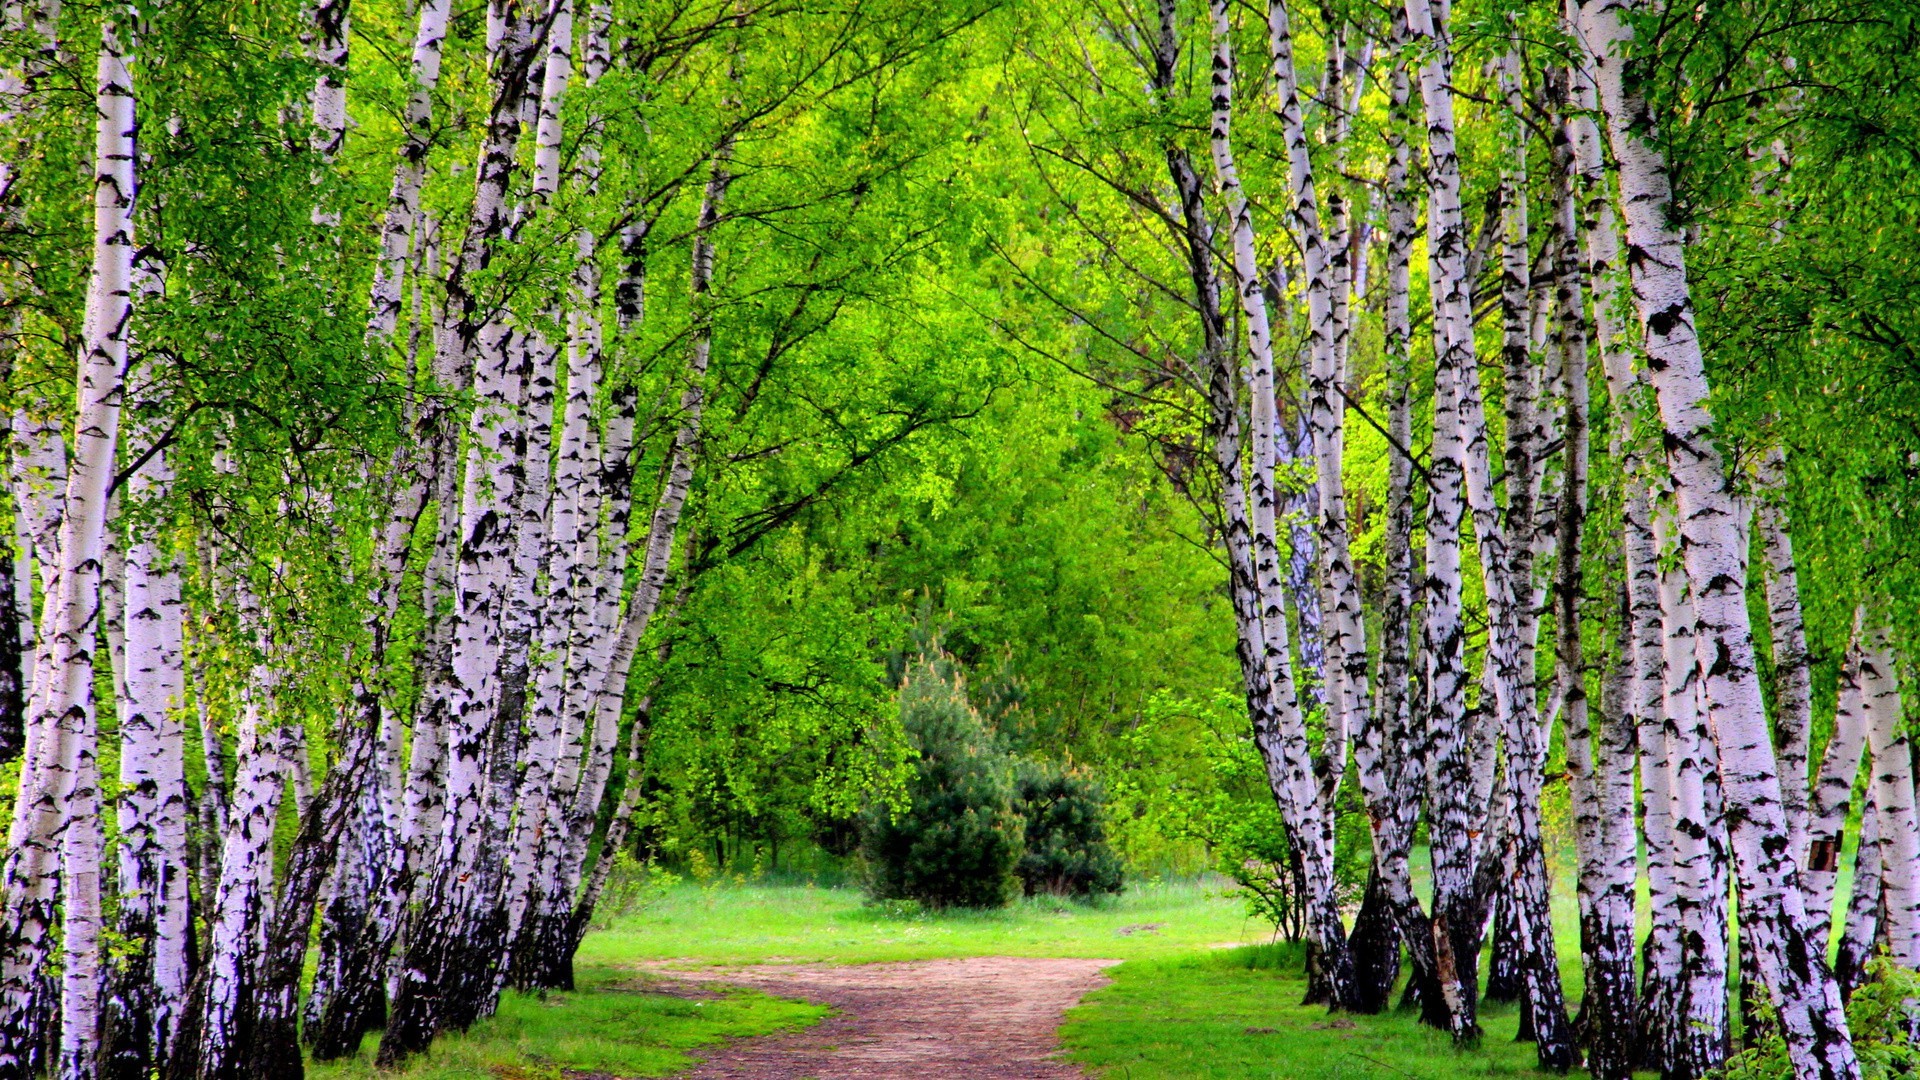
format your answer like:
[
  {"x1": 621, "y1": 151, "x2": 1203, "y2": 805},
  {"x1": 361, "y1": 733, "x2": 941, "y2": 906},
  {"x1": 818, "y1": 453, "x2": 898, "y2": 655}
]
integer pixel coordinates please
[{"x1": 2, "y1": 0, "x2": 1919, "y2": 1076}]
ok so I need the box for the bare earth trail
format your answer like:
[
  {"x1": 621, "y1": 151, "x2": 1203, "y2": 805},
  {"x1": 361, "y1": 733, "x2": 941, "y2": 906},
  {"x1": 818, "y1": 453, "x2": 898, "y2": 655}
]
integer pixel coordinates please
[{"x1": 647, "y1": 956, "x2": 1120, "y2": 1079}]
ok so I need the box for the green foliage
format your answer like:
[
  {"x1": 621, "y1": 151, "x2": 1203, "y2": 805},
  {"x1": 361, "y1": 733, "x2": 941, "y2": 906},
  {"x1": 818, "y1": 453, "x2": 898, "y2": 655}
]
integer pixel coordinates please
[
  {"x1": 860, "y1": 656, "x2": 1024, "y2": 909},
  {"x1": 1012, "y1": 762, "x2": 1124, "y2": 900},
  {"x1": 1720, "y1": 961, "x2": 1920, "y2": 1080},
  {"x1": 1106, "y1": 692, "x2": 1366, "y2": 936},
  {"x1": 588, "y1": 855, "x2": 683, "y2": 932}
]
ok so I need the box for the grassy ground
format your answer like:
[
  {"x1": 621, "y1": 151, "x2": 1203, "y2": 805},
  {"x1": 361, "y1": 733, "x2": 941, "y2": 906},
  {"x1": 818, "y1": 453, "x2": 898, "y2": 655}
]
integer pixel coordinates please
[
  {"x1": 306, "y1": 872, "x2": 1649, "y2": 1079},
  {"x1": 306, "y1": 965, "x2": 827, "y2": 1080},
  {"x1": 305, "y1": 878, "x2": 1264, "y2": 1078},
  {"x1": 1062, "y1": 943, "x2": 1551, "y2": 1080},
  {"x1": 580, "y1": 875, "x2": 1267, "y2": 966}
]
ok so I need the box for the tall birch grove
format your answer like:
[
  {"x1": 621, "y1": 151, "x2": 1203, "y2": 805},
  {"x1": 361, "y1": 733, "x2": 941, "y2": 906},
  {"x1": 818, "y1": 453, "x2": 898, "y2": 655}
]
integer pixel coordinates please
[{"x1": 1, "y1": 0, "x2": 1919, "y2": 1077}]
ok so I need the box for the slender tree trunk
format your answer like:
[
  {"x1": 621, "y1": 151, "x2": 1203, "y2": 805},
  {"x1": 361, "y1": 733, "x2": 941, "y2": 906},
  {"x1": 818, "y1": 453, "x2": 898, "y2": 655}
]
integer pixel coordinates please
[
  {"x1": 368, "y1": 0, "x2": 454, "y2": 343},
  {"x1": 1859, "y1": 628, "x2": 1919, "y2": 967},
  {"x1": 1578, "y1": 2, "x2": 1858, "y2": 1074},
  {"x1": 1831, "y1": 781, "x2": 1882, "y2": 1000},
  {"x1": 380, "y1": 3, "x2": 550, "y2": 1058},
  {"x1": 1363, "y1": 16, "x2": 1442, "y2": 1024},
  {"x1": 1803, "y1": 612, "x2": 1867, "y2": 950},
  {"x1": 1755, "y1": 448, "x2": 1812, "y2": 855},
  {"x1": 1402, "y1": 0, "x2": 1484, "y2": 1044},
  {"x1": 242, "y1": 676, "x2": 382, "y2": 1079},
  {"x1": 102, "y1": 446, "x2": 192, "y2": 1080},
  {"x1": 0, "y1": 21, "x2": 136, "y2": 1073},
  {"x1": 179, "y1": 574, "x2": 286, "y2": 1080},
  {"x1": 1213, "y1": 0, "x2": 1355, "y2": 1009},
  {"x1": 1655, "y1": 503, "x2": 1732, "y2": 1080}
]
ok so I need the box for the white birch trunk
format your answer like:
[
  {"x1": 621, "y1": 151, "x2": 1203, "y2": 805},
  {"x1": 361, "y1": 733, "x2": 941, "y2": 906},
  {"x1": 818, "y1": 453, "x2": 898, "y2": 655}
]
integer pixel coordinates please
[
  {"x1": 1213, "y1": 0, "x2": 1354, "y2": 1006},
  {"x1": 1402, "y1": 0, "x2": 1485, "y2": 1042},
  {"x1": 1655, "y1": 502, "x2": 1731, "y2": 1078},
  {"x1": 103, "y1": 443, "x2": 191, "y2": 1075},
  {"x1": 367, "y1": 0, "x2": 454, "y2": 342},
  {"x1": 1577, "y1": 1, "x2": 1859, "y2": 1072},
  {"x1": 1859, "y1": 628, "x2": 1920, "y2": 967},
  {"x1": 1755, "y1": 446, "x2": 1813, "y2": 856},
  {"x1": 0, "y1": 21, "x2": 135, "y2": 1072},
  {"x1": 1803, "y1": 612, "x2": 1868, "y2": 948},
  {"x1": 189, "y1": 568, "x2": 290, "y2": 1080}
]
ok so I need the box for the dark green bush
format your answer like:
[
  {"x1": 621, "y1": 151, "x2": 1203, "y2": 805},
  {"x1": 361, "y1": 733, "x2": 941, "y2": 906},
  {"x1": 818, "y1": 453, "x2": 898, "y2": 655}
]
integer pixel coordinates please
[
  {"x1": 1013, "y1": 763, "x2": 1124, "y2": 899},
  {"x1": 860, "y1": 657, "x2": 1024, "y2": 909}
]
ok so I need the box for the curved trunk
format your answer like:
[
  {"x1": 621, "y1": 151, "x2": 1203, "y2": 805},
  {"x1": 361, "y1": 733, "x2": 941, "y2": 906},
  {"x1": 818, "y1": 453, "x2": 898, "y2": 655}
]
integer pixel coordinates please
[
  {"x1": 1803, "y1": 613, "x2": 1868, "y2": 949},
  {"x1": 1218, "y1": 0, "x2": 1354, "y2": 1009}
]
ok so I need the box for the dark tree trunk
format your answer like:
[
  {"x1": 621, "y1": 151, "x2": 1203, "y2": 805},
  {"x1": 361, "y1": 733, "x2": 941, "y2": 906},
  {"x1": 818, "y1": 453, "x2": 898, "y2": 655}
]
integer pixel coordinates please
[{"x1": 1347, "y1": 866, "x2": 1403, "y2": 1014}]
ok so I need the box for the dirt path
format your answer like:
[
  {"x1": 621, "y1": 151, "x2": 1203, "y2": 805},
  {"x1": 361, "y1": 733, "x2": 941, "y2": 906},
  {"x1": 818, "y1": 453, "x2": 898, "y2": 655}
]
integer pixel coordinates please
[{"x1": 649, "y1": 957, "x2": 1120, "y2": 1079}]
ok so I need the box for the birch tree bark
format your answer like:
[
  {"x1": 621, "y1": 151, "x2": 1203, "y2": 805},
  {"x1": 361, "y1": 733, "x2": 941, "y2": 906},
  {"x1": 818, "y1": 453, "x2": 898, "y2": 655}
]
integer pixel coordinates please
[
  {"x1": 0, "y1": 19, "x2": 136, "y2": 1073},
  {"x1": 1654, "y1": 502, "x2": 1733, "y2": 1080},
  {"x1": 1803, "y1": 616, "x2": 1868, "y2": 949},
  {"x1": 1403, "y1": 0, "x2": 1486, "y2": 1043},
  {"x1": 1831, "y1": 782, "x2": 1882, "y2": 999},
  {"x1": 1548, "y1": 79, "x2": 1635, "y2": 1078},
  {"x1": 380, "y1": 0, "x2": 551, "y2": 1057},
  {"x1": 101, "y1": 446, "x2": 191, "y2": 1080},
  {"x1": 1214, "y1": 0, "x2": 1355, "y2": 1008},
  {"x1": 181, "y1": 574, "x2": 287, "y2": 1080},
  {"x1": 1859, "y1": 627, "x2": 1919, "y2": 967},
  {"x1": 1576, "y1": 1, "x2": 1859, "y2": 1073},
  {"x1": 1359, "y1": 16, "x2": 1441, "y2": 1024},
  {"x1": 1755, "y1": 447, "x2": 1813, "y2": 854}
]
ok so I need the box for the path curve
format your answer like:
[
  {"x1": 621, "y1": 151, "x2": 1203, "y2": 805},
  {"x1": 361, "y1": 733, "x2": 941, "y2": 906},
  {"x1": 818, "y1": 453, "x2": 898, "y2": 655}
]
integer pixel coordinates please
[{"x1": 652, "y1": 956, "x2": 1120, "y2": 1079}]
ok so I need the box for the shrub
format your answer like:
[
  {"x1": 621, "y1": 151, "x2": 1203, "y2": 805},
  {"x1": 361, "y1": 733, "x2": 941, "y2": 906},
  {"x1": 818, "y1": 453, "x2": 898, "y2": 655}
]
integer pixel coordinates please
[
  {"x1": 589, "y1": 853, "x2": 682, "y2": 930},
  {"x1": 1013, "y1": 763, "x2": 1124, "y2": 899},
  {"x1": 860, "y1": 657, "x2": 1024, "y2": 909},
  {"x1": 1719, "y1": 959, "x2": 1920, "y2": 1080}
]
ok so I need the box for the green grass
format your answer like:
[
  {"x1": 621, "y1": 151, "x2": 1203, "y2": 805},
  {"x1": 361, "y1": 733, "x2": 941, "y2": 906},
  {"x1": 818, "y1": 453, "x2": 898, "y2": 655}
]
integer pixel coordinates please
[
  {"x1": 1062, "y1": 944, "x2": 1553, "y2": 1080},
  {"x1": 307, "y1": 966, "x2": 827, "y2": 1080},
  {"x1": 579, "y1": 876, "x2": 1267, "y2": 966}
]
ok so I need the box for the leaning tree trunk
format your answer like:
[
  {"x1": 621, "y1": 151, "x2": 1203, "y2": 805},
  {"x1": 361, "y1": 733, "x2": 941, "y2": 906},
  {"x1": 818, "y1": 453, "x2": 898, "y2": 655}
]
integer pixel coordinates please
[
  {"x1": 179, "y1": 572, "x2": 287, "y2": 1080},
  {"x1": 1830, "y1": 781, "x2": 1883, "y2": 1000},
  {"x1": 1550, "y1": 85, "x2": 1635, "y2": 1079},
  {"x1": 1217, "y1": 0, "x2": 1356, "y2": 1010},
  {"x1": 380, "y1": 4, "x2": 548, "y2": 1061},
  {"x1": 1579, "y1": 0, "x2": 1859, "y2": 1074},
  {"x1": 1755, "y1": 447, "x2": 1813, "y2": 855},
  {"x1": 0, "y1": 21, "x2": 136, "y2": 1075}
]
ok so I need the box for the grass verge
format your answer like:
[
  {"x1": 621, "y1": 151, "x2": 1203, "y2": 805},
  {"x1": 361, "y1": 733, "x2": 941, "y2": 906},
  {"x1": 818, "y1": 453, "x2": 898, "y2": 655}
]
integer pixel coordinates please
[
  {"x1": 1061, "y1": 944, "x2": 1551, "y2": 1080},
  {"x1": 305, "y1": 966, "x2": 827, "y2": 1080}
]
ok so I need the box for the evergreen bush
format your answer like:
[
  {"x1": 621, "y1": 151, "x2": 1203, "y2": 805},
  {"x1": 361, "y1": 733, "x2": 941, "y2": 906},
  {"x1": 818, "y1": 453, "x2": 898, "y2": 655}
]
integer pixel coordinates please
[
  {"x1": 860, "y1": 657, "x2": 1024, "y2": 909},
  {"x1": 1013, "y1": 763, "x2": 1124, "y2": 899}
]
